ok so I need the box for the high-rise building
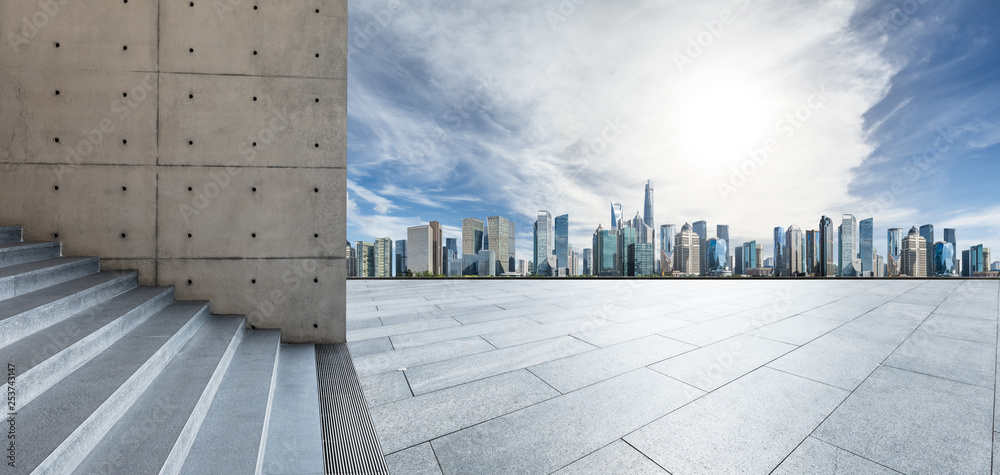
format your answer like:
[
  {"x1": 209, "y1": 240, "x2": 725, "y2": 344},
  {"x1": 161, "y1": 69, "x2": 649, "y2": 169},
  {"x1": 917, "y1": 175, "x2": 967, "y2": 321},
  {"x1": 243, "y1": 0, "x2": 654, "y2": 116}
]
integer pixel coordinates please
[
  {"x1": 477, "y1": 249, "x2": 496, "y2": 277},
  {"x1": 819, "y1": 216, "x2": 836, "y2": 277},
  {"x1": 406, "y1": 223, "x2": 440, "y2": 275},
  {"x1": 631, "y1": 212, "x2": 655, "y2": 244},
  {"x1": 991, "y1": 261, "x2": 1000, "y2": 272},
  {"x1": 805, "y1": 230, "x2": 819, "y2": 276},
  {"x1": 443, "y1": 238, "x2": 458, "y2": 276},
  {"x1": 462, "y1": 218, "x2": 484, "y2": 276},
  {"x1": 508, "y1": 220, "x2": 516, "y2": 273},
  {"x1": 430, "y1": 221, "x2": 443, "y2": 275},
  {"x1": 919, "y1": 225, "x2": 934, "y2": 278},
  {"x1": 786, "y1": 226, "x2": 804, "y2": 276},
  {"x1": 970, "y1": 244, "x2": 986, "y2": 274},
  {"x1": 374, "y1": 237, "x2": 393, "y2": 278},
  {"x1": 592, "y1": 224, "x2": 619, "y2": 277},
  {"x1": 618, "y1": 226, "x2": 637, "y2": 275},
  {"x1": 773, "y1": 226, "x2": 786, "y2": 277},
  {"x1": 395, "y1": 239, "x2": 407, "y2": 277},
  {"x1": 643, "y1": 180, "x2": 654, "y2": 230},
  {"x1": 485, "y1": 216, "x2": 514, "y2": 274},
  {"x1": 764, "y1": 257, "x2": 774, "y2": 268},
  {"x1": 705, "y1": 238, "x2": 730, "y2": 276},
  {"x1": 717, "y1": 225, "x2": 730, "y2": 273},
  {"x1": 627, "y1": 243, "x2": 655, "y2": 276},
  {"x1": 860, "y1": 218, "x2": 874, "y2": 277},
  {"x1": 742, "y1": 241, "x2": 758, "y2": 271},
  {"x1": 659, "y1": 224, "x2": 676, "y2": 276},
  {"x1": 533, "y1": 211, "x2": 553, "y2": 276},
  {"x1": 944, "y1": 228, "x2": 958, "y2": 275},
  {"x1": 933, "y1": 242, "x2": 956, "y2": 276},
  {"x1": 840, "y1": 214, "x2": 858, "y2": 277},
  {"x1": 962, "y1": 250, "x2": 971, "y2": 277},
  {"x1": 572, "y1": 250, "x2": 581, "y2": 276},
  {"x1": 886, "y1": 228, "x2": 903, "y2": 277},
  {"x1": 582, "y1": 248, "x2": 592, "y2": 276},
  {"x1": 692, "y1": 221, "x2": 708, "y2": 276},
  {"x1": 611, "y1": 202, "x2": 624, "y2": 229},
  {"x1": 900, "y1": 227, "x2": 927, "y2": 277},
  {"x1": 355, "y1": 241, "x2": 375, "y2": 277},
  {"x1": 346, "y1": 240, "x2": 357, "y2": 278},
  {"x1": 555, "y1": 214, "x2": 570, "y2": 274},
  {"x1": 734, "y1": 245, "x2": 744, "y2": 275},
  {"x1": 675, "y1": 223, "x2": 701, "y2": 276},
  {"x1": 876, "y1": 253, "x2": 885, "y2": 277}
]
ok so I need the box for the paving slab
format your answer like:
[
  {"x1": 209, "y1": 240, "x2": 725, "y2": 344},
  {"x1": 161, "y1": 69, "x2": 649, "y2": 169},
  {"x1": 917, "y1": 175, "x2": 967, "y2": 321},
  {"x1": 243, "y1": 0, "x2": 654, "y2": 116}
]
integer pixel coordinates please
[
  {"x1": 352, "y1": 337, "x2": 495, "y2": 377},
  {"x1": 552, "y1": 440, "x2": 668, "y2": 475},
  {"x1": 529, "y1": 335, "x2": 696, "y2": 393},
  {"x1": 624, "y1": 367, "x2": 848, "y2": 474},
  {"x1": 385, "y1": 443, "x2": 442, "y2": 475},
  {"x1": 772, "y1": 437, "x2": 901, "y2": 474},
  {"x1": 347, "y1": 337, "x2": 394, "y2": 358},
  {"x1": 753, "y1": 314, "x2": 846, "y2": 345},
  {"x1": 482, "y1": 316, "x2": 616, "y2": 348},
  {"x1": 830, "y1": 313, "x2": 923, "y2": 346},
  {"x1": 883, "y1": 329, "x2": 995, "y2": 388},
  {"x1": 369, "y1": 370, "x2": 558, "y2": 454},
  {"x1": 650, "y1": 334, "x2": 797, "y2": 391},
  {"x1": 390, "y1": 317, "x2": 540, "y2": 349},
  {"x1": 659, "y1": 314, "x2": 759, "y2": 346},
  {"x1": 432, "y1": 369, "x2": 700, "y2": 475},
  {"x1": 347, "y1": 317, "x2": 461, "y2": 342},
  {"x1": 360, "y1": 370, "x2": 413, "y2": 407},
  {"x1": 768, "y1": 333, "x2": 898, "y2": 391},
  {"x1": 813, "y1": 365, "x2": 993, "y2": 475},
  {"x1": 572, "y1": 315, "x2": 691, "y2": 347}
]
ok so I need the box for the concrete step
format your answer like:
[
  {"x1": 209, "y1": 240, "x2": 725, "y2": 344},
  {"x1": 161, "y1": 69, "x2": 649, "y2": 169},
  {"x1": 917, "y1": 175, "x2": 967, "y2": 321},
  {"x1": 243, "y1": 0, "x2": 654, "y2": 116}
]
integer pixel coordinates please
[
  {"x1": 0, "y1": 271, "x2": 137, "y2": 349},
  {"x1": 0, "y1": 256, "x2": 99, "y2": 300},
  {"x1": 0, "y1": 241, "x2": 61, "y2": 268},
  {"x1": 18, "y1": 301, "x2": 211, "y2": 474},
  {"x1": 180, "y1": 330, "x2": 282, "y2": 475},
  {"x1": 72, "y1": 315, "x2": 246, "y2": 475},
  {"x1": 0, "y1": 286, "x2": 175, "y2": 409},
  {"x1": 0, "y1": 225, "x2": 22, "y2": 244},
  {"x1": 261, "y1": 344, "x2": 326, "y2": 475}
]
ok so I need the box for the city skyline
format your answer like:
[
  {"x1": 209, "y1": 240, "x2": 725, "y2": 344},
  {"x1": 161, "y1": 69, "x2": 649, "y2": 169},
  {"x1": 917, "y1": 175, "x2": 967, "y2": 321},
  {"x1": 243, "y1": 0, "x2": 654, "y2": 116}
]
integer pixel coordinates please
[{"x1": 346, "y1": 1, "x2": 1000, "y2": 265}]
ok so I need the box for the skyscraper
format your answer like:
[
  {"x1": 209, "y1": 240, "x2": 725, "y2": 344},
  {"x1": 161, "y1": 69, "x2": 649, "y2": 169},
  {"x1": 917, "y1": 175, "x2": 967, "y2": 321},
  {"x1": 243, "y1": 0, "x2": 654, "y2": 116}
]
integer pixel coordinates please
[
  {"x1": 627, "y1": 243, "x2": 655, "y2": 276},
  {"x1": 819, "y1": 216, "x2": 836, "y2": 277},
  {"x1": 593, "y1": 224, "x2": 619, "y2": 276},
  {"x1": 717, "y1": 225, "x2": 731, "y2": 273},
  {"x1": 660, "y1": 224, "x2": 676, "y2": 276},
  {"x1": 692, "y1": 221, "x2": 708, "y2": 276},
  {"x1": 705, "y1": 238, "x2": 730, "y2": 276},
  {"x1": 734, "y1": 245, "x2": 744, "y2": 275},
  {"x1": 900, "y1": 227, "x2": 927, "y2": 277},
  {"x1": 887, "y1": 228, "x2": 903, "y2": 277},
  {"x1": 618, "y1": 226, "x2": 637, "y2": 276},
  {"x1": 406, "y1": 223, "x2": 440, "y2": 275},
  {"x1": 860, "y1": 218, "x2": 874, "y2": 277},
  {"x1": 430, "y1": 221, "x2": 443, "y2": 275},
  {"x1": 944, "y1": 228, "x2": 958, "y2": 275},
  {"x1": 773, "y1": 226, "x2": 786, "y2": 277},
  {"x1": 631, "y1": 212, "x2": 655, "y2": 244},
  {"x1": 971, "y1": 244, "x2": 986, "y2": 274},
  {"x1": 919, "y1": 224, "x2": 934, "y2": 277},
  {"x1": 582, "y1": 248, "x2": 592, "y2": 276},
  {"x1": 395, "y1": 239, "x2": 407, "y2": 277},
  {"x1": 611, "y1": 202, "x2": 624, "y2": 229},
  {"x1": 485, "y1": 216, "x2": 513, "y2": 274},
  {"x1": 805, "y1": 230, "x2": 819, "y2": 276},
  {"x1": 962, "y1": 250, "x2": 971, "y2": 277},
  {"x1": 374, "y1": 238, "x2": 393, "y2": 278},
  {"x1": 346, "y1": 240, "x2": 357, "y2": 278},
  {"x1": 742, "y1": 241, "x2": 759, "y2": 270},
  {"x1": 508, "y1": 219, "x2": 516, "y2": 273},
  {"x1": 533, "y1": 211, "x2": 553, "y2": 276},
  {"x1": 643, "y1": 180, "x2": 654, "y2": 230},
  {"x1": 462, "y1": 218, "x2": 484, "y2": 276},
  {"x1": 675, "y1": 223, "x2": 701, "y2": 276},
  {"x1": 555, "y1": 214, "x2": 570, "y2": 275},
  {"x1": 786, "y1": 226, "x2": 804, "y2": 276},
  {"x1": 355, "y1": 241, "x2": 375, "y2": 277},
  {"x1": 933, "y1": 242, "x2": 956, "y2": 276},
  {"x1": 840, "y1": 214, "x2": 858, "y2": 277}
]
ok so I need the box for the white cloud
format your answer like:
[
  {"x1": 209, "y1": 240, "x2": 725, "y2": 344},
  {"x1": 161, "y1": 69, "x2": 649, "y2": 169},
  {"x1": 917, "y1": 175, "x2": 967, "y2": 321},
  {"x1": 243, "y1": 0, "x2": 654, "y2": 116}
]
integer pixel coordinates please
[{"x1": 346, "y1": 179, "x2": 396, "y2": 215}]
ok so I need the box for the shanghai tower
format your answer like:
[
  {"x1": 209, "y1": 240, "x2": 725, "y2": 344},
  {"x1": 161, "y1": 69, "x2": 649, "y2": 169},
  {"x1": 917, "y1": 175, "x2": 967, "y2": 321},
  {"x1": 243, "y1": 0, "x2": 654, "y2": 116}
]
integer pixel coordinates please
[{"x1": 643, "y1": 180, "x2": 654, "y2": 230}]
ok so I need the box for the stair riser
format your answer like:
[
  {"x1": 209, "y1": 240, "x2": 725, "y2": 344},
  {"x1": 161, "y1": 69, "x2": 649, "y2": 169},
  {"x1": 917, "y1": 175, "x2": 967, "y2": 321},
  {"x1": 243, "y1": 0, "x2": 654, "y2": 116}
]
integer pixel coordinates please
[
  {"x1": 0, "y1": 243, "x2": 61, "y2": 268},
  {"x1": 0, "y1": 258, "x2": 99, "y2": 300},
  {"x1": 10, "y1": 289, "x2": 175, "y2": 409},
  {"x1": 0, "y1": 227, "x2": 22, "y2": 244},
  {"x1": 32, "y1": 304, "x2": 211, "y2": 475},
  {"x1": 0, "y1": 273, "x2": 137, "y2": 349}
]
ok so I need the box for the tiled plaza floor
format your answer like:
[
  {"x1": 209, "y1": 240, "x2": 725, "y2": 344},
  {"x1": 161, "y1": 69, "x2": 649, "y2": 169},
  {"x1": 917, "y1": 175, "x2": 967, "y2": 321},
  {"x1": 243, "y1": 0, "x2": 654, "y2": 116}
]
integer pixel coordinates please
[{"x1": 347, "y1": 278, "x2": 1000, "y2": 474}]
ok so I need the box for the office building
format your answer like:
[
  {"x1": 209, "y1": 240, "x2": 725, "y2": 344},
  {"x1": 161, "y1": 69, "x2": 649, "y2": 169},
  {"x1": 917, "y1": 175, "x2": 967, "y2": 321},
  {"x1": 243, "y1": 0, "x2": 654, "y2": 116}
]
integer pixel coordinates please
[
  {"x1": 962, "y1": 250, "x2": 971, "y2": 277},
  {"x1": 611, "y1": 201, "x2": 624, "y2": 229},
  {"x1": 944, "y1": 228, "x2": 958, "y2": 275},
  {"x1": 508, "y1": 220, "x2": 516, "y2": 272},
  {"x1": 900, "y1": 227, "x2": 927, "y2": 277},
  {"x1": 462, "y1": 218, "x2": 484, "y2": 275},
  {"x1": 675, "y1": 223, "x2": 701, "y2": 276},
  {"x1": 355, "y1": 241, "x2": 375, "y2": 278},
  {"x1": 919, "y1": 225, "x2": 934, "y2": 278},
  {"x1": 933, "y1": 242, "x2": 956, "y2": 276},
  {"x1": 705, "y1": 238, "x2": 730, "y2": 276},
  {"x1": 786, "y1": 226, "x2": 804, "y2": 276},
  {"x1": 717, "y1": 225, "x2": 731, "y2": 272},
  {"x1": 887, "y1": 228, "x2": 903, "y2": 277},
  {"x1": 593, "y1": 224, "x2": 619, "y2": 277},
  {"x1": 477, "y1": 249, "x2": 496, "y2": 277},
  {"x1": 627, "y1": 243, "x2": 655, "y2": 276},
  {"x1": 773, "y1": 226, "x2": 786, "y2": 277},
  {"x1": 485, "y1": 216, "x2": 514, "y2": 274},
  {"x1": 583, "y1": 248, "x2": 592, "y2": 276},
  {"x1": 533, "y1": 211, "x2": 553, "y2": 276},
  {"x1": 571, "y1": 249, "x2": 581, "y2": 276},
  {"x1": 555, "y1": 214, "x2": 570, "y2": 274},
  {"x1": 693, "y1": 221, "x2": 708, "y2": 276},
  {"x1": 643, "y1": 180, "x2": 654, "y2": 230},
  {"x1": 840, "y1": 214, "x2": 858, "y2": 277},
  {"x1": 346, "y1": 241, "x2": 357, "y2": 278},
  {"x1": 734, "y1": 245, "x2": 744, "y2": 275},
  {"x1": 374, "y1": 237, "x2": 393, "y2": 278},
  {"x1": 971, "y1": 244, "x2": 987, "y2": 274},
  {"x1": 805, "y1": 230, "x2": 819, "y2": 275},
  {"x1": 395, "y1": 239, "x2": 407, "y2": 277},
  {"x1": 819, "y1": 216, "x2": 836, "y2": 277},
  {"x1": 742, "y1": 241, "x2": 759, "y2": 271},
  {"x1": 660, "y1": 224, "x2": 676, "y2": 276},
  {"x1": 443, "y1": 238, "x2": 458, "y2": 276},
  {"x1": 618, "y1": 226, "x2": 637, "y2": 275},
  {"x1": 860, "y1": 218, "x2": 874, "y2": 277},
  {"x1": 407, "y1": 222, "x2": 442, "y2": 275}
]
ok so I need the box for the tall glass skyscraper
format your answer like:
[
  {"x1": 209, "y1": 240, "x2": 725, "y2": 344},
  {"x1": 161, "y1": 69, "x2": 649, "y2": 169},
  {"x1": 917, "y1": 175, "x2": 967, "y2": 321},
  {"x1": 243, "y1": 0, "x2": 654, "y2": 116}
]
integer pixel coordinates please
[
  {"x1": 582, "y1": 248, "x2": 592, "y2": 276},
  {"x1": 693, "y1": 221, "x2": 708, "y2": 276},
  {"x1": 675, "y1": 223, "x2": 701, "y2": 276},
  {"x1": 840, "y1": 214, "x2": 858, "y2": 277},
  {"x1": 860, "y1": 218, "x2": 874, "y2": 277},
  {"x1": 971, "y1": 244, "x2": 986, "y2": 274},
  {"x1": 395, "y1": 239, "x2": 406, "y2": 277},
  {"x1": 375, "y1": 237, "x2": 393, "y2": 278},
  {"x1": 555, "y1": 214, "x2": 570, "y2": 274},
  {"x1": 933, "y1": 242, "x2": 956, "y2": 276},
  {"x1": 773, "y1": 226, "x2": 786, "y2": 277},
  {"x1": 485, "y1": 216, "x2": 514, "y2": 274},
  {"x1": 742, "y1": 240, "x2": 759, "y2": 270},
  {"x1": 611, "y1": 202, "x2": 624, "y2": 229},
  {"x1": 734, "y1": 245, "x2": 744, "y2": 275},
  {"x1": 805, "y1": 230, "x2": 818, "y2": 276},
  {"x1": 462, "y1": 218, "x2": 484, "y2": 276},
  {"x1": 717, "y1": 225, "x2": 730, "y2": 272},
  {"x1": 592, "y1": 224, "x2": 619, "y2": 276},
  {"x1": 660, "y1": 224, "x2": 676, "y2": 276},
  {"x1": 819, "y1": 216, "x2": 836, "y2": 277},
  {"x1": 919, "y1": 224, "x2": 934, "y2": 277},
  {"x1": 786, "y1": 226, "x2": 804, "y2": 276},
  {"x1": 627, "y1": 243, "x2": 655, "y2": 276},
  {"x1": 643, "y1": 180, "x2": 654, "y2": 230},
  {"x1": 706, "y1": 238, "x2": 730, "y2": 276},
  {"x1": 618, "y1": 226, "x2": 637, "y2": 275},
  {"x1": 944, "y1": 228, "x2": 958, "y2": 275},
  {"x1": 887, "y1": 228, "x2": 903, "y2": 277},
  {"x1": 533, "y1": 211, "x2": 552, "y2": 276}
]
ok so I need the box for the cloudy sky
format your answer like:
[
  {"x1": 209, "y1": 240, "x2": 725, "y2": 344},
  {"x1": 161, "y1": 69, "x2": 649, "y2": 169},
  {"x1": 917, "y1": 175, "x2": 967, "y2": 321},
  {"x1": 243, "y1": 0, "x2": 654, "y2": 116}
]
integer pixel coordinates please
[{"x1": 346, "y1": 0, "x2": 1000, "y2": 263}]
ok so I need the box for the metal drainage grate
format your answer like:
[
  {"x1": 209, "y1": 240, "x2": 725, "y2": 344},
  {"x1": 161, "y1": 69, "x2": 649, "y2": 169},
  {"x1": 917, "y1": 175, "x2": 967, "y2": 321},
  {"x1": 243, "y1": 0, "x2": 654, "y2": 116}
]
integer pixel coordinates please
[{"x1": 315, "y1": 344, "x2": 389, "y2": 475}]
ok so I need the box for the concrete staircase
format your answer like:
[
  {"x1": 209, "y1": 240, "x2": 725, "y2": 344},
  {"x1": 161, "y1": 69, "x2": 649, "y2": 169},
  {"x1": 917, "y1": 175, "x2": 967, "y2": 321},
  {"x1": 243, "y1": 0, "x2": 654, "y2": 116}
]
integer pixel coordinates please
[{"x1": 0, "y1": 226, "x2": 325, "y2": 475}]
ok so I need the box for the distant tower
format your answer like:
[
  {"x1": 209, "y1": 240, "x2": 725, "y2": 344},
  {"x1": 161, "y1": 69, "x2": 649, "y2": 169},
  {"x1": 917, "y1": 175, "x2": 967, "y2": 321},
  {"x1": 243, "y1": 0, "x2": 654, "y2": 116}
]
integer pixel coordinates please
[
  {"x1": 533, "y1": 211, "x2": 553, "y2": 276},
  {"x1": 555, "y1": 214, "x2": 570, "y2": 275},
  {"x1": 887, "y1": 228, "x2": 903, "y2": 277},
  {"x1": 674, "y1": 223, "x2": 701, "y2": 276},
  {"x1": 819, "y1": 216, "x2": 836, "y2": 277},
  {"x1": 944, "y1": 228, "x2": 958, "y2": 275},
  {"x1": 786, "y1": 226, "x2": 804, "y2": 276},
  {"x1": 773, "y1": 226, "x2": 786, "y2": 277},
  {"x1": 611, "y1": 202, "x2": 624, "y2": 229},
  {"x1": 900, "y1": 227, "x2": 927, "y2": 277},
  {"x1": 840, "y1": 214, "x2": 858, "y2": 277},
  {"x1": 643, "y1": 180, "x2": 654, "y2": 230},
  {"x1": 919, "y1": 225, "x2": 934, "y2": 277},
  {"x1": 860, "y1": 218, "x2": 874, "y2": 277},
  {"x1": 692, "y1": 221, "x2": 708, "y2": 276},
  {"x1": 933, "y1": 242, "x2": 956, "y2": 276},
  {"x1": 660, "y1": 224, "x2": 676, "y2": 276}
]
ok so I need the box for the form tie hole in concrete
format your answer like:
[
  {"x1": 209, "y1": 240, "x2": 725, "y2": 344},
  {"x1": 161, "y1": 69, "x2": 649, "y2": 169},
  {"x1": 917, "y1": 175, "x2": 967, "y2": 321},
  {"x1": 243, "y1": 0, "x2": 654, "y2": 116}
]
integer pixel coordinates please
[
  {"x1": 253, "y1": 96, "x2": 257, "y2": 101},
  {"x1": 123, "y1": 92, "x2": 128, "y2": 98},
  {"x1": 54, "y1": 137, "x2": 60, "y2": 143},
  {"x1": 252, "y1": 142, "x2": 257, "y2": 147},
  {"x1": 313, "y1": 278, "x2": 318, "y2": 283},
  {"x1": 253, "y1": 5, "x2": 258, "y2": 10},
  {"x1": 253, "y1": 50, "x2": 258, "y2": 56},
  {"x1": 315, "y1": 9, "x2": 319, "y2": 13},
  {"x1": 187, "y1": 186, "x2": 193, "y2": 191},
  {"x1": 123, "y1": 45, "x2": 128, "y2": 51},
  {"x1": 315, "y1": 53, "x2": 319, "y2": 58},
  {"x1": 251, "y1": 279, "x2": 256, "y2": 284},
  {"x1": 314, "y1": 233, "x2": 319, "y2": 238},
  {"x1": 189, "y1": 2, "x2": 194, "y2": 6},
  {"x1": 187, "y1": 279, "x2": 192, "y2": 285},
  {"x1": 189, "y1": 48, "x2": 194, "y2": 53},
  {"x1": 55, "y1": 42, "x2": 60, "y2": 48},
  {"x1": 314, "y1": 143, "x2": 319, "y2": 148},
  {"x1": 188, "y1": 140, "x2": 193, "y2": 145},
  {"x1": 313, "y1": 323, "x2": 318, "y2": 328},
  {"x1": 315, "y1": 98, "x2": 320, "y2": 103},
  {"x1": 121, "y1": 233, "x2": 127, "y2": 239},
  {"x1": 314, "y1": 187, "x2": 319, "y2": 193},
  {"x1": 251, "y1": 325, "x2": 256, "y2": 329},
  {"x1": 252, "y1": 187, "x2": 257, "y2": 192},
  {"x1": 52, "y1": 233, "x2": 59, "y2": 239},
  {"x1": 55, "y1": 90, "x2": 60, "y2": 96},
  {"x1": 187, "y1": 233, "x2": 192, "y2": 238},
  {"x1": 189, "y1": 93, "x2": 194, "y2": 99},
  {"x1": 122, "y1": 139, "x2": 127, "y2": 145},
  {"x1": 54, "y1": 185, "x2": 59, "y2": 191},
  {"x1": 122, "y1": 186, "x2": 127, "y2": 191},
  {"x1": 252, "y1": 233, "x2": 257, "y2": 238}
]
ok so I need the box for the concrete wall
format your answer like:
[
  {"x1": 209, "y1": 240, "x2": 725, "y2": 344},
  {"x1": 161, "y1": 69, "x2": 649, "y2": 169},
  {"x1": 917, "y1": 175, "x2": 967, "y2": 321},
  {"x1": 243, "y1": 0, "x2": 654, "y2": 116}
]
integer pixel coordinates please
[{"x1": 0, "y1": 1, "x2": 347, "y2": 343}]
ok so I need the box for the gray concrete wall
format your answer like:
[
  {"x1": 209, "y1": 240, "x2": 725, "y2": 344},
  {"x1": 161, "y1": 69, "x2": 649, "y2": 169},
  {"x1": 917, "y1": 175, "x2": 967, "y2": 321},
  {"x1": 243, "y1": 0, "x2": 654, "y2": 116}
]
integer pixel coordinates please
[{"x1": 0, "y1": 1, "x2": 347, "y2": 343}]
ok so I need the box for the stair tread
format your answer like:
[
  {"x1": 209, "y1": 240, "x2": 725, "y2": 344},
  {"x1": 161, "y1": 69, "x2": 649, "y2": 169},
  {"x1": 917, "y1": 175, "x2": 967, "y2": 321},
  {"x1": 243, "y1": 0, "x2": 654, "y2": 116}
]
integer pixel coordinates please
[
  {"x1": 262, "y1": 343, "x2": 326, "y2": 475},
  {"x1": 0, "y1": 271, "x2": 135, "y2": 322},
  {"x1": 14, "y1": 301, "x2": 210, "y2": 473},
  {"x1": 0, "y1": 256, "x2": 94, "y2": 279},
  {"x1": 181, "y1": 330, "x2": 282, "y2": 474},
  {"x1": 72, "y1": 315, "x2": 245, "y2": 475},
  {"x1": 0, "y1": 256, "x2": 99, "y2": 300},
  {"x1": 0, "y1": 241, "x2": 59, "y2": 251},
  {"x1": 0, "y1": 286, "x2": 173, "y2": 383}
]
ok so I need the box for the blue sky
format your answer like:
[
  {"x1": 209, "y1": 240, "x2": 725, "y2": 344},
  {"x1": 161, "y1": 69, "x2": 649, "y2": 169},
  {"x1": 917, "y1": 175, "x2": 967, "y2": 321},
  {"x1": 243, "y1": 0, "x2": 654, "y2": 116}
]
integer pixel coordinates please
[{"x1": 346, "y1": 0, "x2": 1000, "y2": 263}]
